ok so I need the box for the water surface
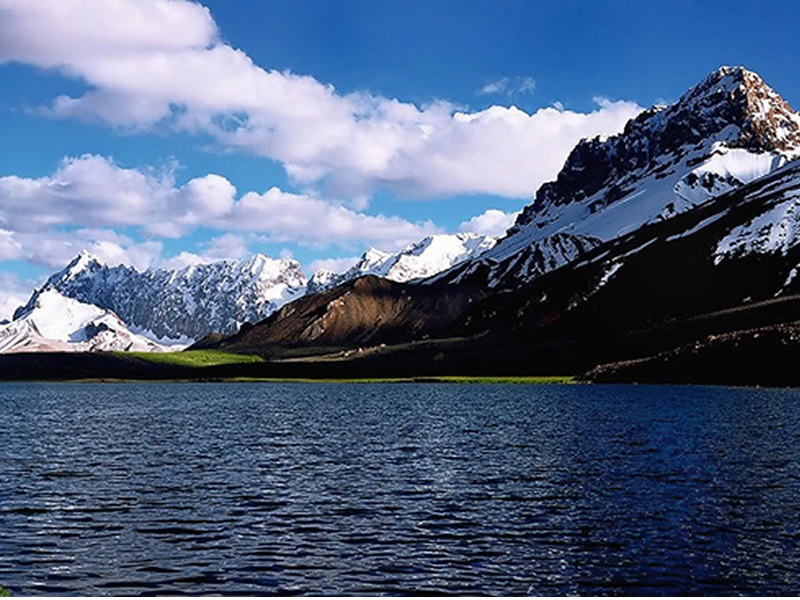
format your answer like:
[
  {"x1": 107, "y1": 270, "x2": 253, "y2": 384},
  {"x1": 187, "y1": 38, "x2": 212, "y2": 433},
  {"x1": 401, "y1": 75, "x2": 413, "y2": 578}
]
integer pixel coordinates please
[{"x1": 1, "y1": 382, "x2": 799, "y2": 595}]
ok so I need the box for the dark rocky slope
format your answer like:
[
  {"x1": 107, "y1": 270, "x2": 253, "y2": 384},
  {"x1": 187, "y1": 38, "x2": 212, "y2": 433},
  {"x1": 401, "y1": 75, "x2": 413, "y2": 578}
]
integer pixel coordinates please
[
  {"x1": 203, "y1": 275, "x2": 484, "y2": 356},
  {"x1": 206, "y1": 159, "x2": 800, "y2": 384}
]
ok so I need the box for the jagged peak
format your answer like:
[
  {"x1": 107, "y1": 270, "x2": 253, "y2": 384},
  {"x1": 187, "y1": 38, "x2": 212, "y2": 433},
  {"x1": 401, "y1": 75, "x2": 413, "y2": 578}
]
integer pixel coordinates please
[
  {"x1": 690, "y1": 65, "x2": 757, "y2": 95},
  {"x1": 57, "y1": 250, "x2": 104, "y2": 281},
  {"x1": 513, "y1": 66, "x2": 800, "y2": 228},
  {"x1": 358, "y1": 247, "x2": 393, "y2": 267},
  {"x1": 165, "y1": 253, "x2": 304, "y2": 280},
  {"x1": 241, "y1": 253, "x2": 280, "y2": 269},
  {"x1": 309, "y1": 267, "x2": 337, "y2": 280},
  {"x1": 678, "y1": 65, "x2": 794, "y2": 120}
]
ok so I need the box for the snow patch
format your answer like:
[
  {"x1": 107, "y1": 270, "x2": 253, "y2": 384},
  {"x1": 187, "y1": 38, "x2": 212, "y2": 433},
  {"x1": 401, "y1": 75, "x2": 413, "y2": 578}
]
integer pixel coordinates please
[
  {"x1": 715, "y1": 195, "x2": 800, "y2": 263},
  {"x1": 1, "y1": 289, "x2": 168, "y2": 353}
]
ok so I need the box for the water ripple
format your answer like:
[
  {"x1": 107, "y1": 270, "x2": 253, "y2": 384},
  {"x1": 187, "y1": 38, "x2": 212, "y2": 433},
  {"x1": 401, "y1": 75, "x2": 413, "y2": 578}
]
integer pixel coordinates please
[{"x1": 1, "y1": 382, "x2": 800, "y2": 594}]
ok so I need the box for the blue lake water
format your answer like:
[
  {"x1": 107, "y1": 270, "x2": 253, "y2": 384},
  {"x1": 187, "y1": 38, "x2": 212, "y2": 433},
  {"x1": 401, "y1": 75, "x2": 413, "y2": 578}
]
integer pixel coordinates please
[{"x1": 1, "y1": 382, "x2": 799, "y2": 595}]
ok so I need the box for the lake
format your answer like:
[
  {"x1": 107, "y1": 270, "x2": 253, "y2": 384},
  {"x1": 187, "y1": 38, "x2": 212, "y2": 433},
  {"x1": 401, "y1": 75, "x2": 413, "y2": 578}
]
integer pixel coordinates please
[{"x1": 0, "y1": 382, "x2": 799, "y2": 595}]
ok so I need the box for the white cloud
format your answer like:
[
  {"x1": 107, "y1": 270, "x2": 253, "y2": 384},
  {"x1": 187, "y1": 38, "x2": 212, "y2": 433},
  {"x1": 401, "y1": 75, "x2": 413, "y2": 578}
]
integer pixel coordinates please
[
  {"x1": 0, "y1": 272, "x2": 33, "y2": 321},
  {"x1": 0, "y1": 0, "x2": 643, "y2": 199},
  {"x1": 158, "y1": 233, "x2": 251, "y2": 270},
  {"x1": 0, "y1": 154, "x2": 235, "y2": 238},
  {"x1": 203, "y1": 233, "x2": 250, "y2": 261},
  {"x1": 0, "y1": 155, "x2": 440, "y2": 264},
  {"x1": 459, "y1": 209, "x2": 521, "y2": 237},
  {"x1": 308, "y1": 256, "x2": 360, "y2": 275},
  {"x1": 14, "y1": 228, "x2": 162, "y2": 270},
  {"x1": 0, "y1": 229, "x2": 22, "y2": 260},
  {"x1": 158, "y1": 252, "x2": 205, "y2": 271},
  {"x1": 0, "y1": 0, "x2": 216, "y2": 65},
  {"x1": 479, "y1": 76, "x2": 537, "y2": 96},
  {"x1": 229, "y1": 187, "x2": 440, "y2": 250}
]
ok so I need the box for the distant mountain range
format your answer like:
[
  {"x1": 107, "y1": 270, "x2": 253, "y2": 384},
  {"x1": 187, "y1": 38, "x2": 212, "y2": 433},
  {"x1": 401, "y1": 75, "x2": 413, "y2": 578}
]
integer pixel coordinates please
[
  {"x1": 5, "y1": 66, "x2": 800, "y2": 386},
  {"x1": 0, "y1": 233, "x2": 496, "y2": 353}
]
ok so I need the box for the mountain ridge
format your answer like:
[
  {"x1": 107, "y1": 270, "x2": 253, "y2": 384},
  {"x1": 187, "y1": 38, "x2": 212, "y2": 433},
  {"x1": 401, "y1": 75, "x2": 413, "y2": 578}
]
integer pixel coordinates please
[
  {"x1": 435, "y1": 66, "x2": 800, "y2": 288},
  {"x1": 3, "y1": 233, "x2": 499, "y2": 352},
  {"x1": 197, "y1": 66, "x2": 800, "y2": 387}
]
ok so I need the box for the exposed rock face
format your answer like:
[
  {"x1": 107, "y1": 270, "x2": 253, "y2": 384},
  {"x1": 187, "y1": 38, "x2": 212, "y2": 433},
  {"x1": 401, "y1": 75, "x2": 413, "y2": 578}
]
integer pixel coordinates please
[
  {"x1": 441, "y1": 66, "x2": 800, "y2": 288},
  {"x1": 210, "y1": 68, "x2": 800, "y2": 371},
  {"x1": 439, "y1": 233, "x2": 602, "y2": 288},
  {"x1": 17, "y1": 252, "x2": 309, "y2": 342},
  {"x1": 11, "y1": 233, "x2": 495, "y2": 350},
  {"x1": 519, "y1": 66, "x2": 800, "y2": 222},
  {"x1": 213, "y1": 275, "x2": 482, "y2": 353}
]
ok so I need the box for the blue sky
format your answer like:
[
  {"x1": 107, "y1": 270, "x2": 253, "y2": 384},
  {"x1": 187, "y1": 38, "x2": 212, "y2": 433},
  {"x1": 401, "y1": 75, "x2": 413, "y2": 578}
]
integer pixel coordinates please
[{"x1": 0, "y1": 0, "x2": 798, "y2": 318}]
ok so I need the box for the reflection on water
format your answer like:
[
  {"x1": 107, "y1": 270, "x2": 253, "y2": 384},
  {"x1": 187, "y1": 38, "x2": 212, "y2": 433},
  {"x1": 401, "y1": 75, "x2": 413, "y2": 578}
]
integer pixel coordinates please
[{"x1": 1, "y1": 382, "x2": 799, "y2": 595}]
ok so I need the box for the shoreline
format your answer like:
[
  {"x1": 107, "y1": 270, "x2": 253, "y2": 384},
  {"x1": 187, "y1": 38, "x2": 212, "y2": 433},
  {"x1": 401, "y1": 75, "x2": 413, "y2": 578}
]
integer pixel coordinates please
[{"x1": 35, "y1": 375, "x2": 579, "y2": 385}]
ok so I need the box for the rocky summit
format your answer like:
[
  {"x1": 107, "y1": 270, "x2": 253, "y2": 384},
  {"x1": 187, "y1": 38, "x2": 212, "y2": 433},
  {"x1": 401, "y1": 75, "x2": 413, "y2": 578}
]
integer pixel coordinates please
[{"x1": 439, "y1": 66, "x2": 800, "y2": 288}]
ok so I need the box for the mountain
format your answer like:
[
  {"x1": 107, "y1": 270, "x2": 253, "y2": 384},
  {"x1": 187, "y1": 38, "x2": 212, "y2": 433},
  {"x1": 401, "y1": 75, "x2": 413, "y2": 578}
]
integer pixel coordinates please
[
  {"x1": 473, "y1": 156, "x2": 800, "y2": 383},
  {"x1": 7, "y1": 65, "x2": 800, "y2": 387},
  {"x1": 306, "y1": 233, "x2": 497, "y2": 293},
  {"x1": 0, "y1": 288, "x2": 165, "y2": 353},
  {"x1": 201, "y1": 66, "x2": 800, "y2": 387},
  {"x1": 16, "y1": 252, "x2": 309, "y2": 343},
  {"x1": 207, "y1": 275, "x2": 483, "y2": 355},
  {"x1": 207, "y1": 155, "x2": 800, "y2": 383},
  {"x1": 437, "y1": 66, "x2": 800, "y2": 288},
  {"x1": 7, "y1": 234, "x2": 494, "y2": 353}
]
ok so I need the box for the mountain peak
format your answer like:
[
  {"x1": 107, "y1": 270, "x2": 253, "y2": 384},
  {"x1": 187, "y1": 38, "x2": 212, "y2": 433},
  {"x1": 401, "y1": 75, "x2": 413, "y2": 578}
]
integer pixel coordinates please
[
  {"x1": 451, "y1": 67, "x2": 800, "y2": 289},
  {"x1": 677, "y1": 65, "x2": 800, "y2": 152},
  {"x1": 693, "y1": 65, "x2": 774, "y2": 97},
  {"x1": 60, "y1": 250, "x2": 104, "y2": 280},
  {"x1": 514, "y1": 66, "x2": 800, "y2": 226}
]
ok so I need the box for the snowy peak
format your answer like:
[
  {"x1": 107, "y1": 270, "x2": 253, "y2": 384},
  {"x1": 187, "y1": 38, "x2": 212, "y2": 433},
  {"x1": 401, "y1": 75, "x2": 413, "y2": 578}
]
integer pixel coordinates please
[
  {"x1": 52, "y1": 250, "x2": 105, "y2": 284},
  {"x1": 305, "y1": 269, "x2": 340, "y2": 295},
  {"x1": 308, "y1": 233, "x2": 497, "y2": 293},
  {"x1": 19, "y1": 253, "x2": 310, "y2": 342},
  {"x1": 0, "y1": 289, "x2": 166, "y2": 353},
  {"x1": 443, "y1": 66, "x2": 800, "y2": 289},
  {"x1": 351, "y1": 248, "x2": 396, "y2": 276},
  {"x1": 679, "y1": 66, "x2": 800, "y2": 154},
  {"x1": 383, "y1": 233, "x2": 497, "y2": 282},
  {"x1": 516, "y1": 66, "x2": 800, "y2": 226},
  {"x1": 237, "y1": 254, "x2": 305, "y2": 284}
]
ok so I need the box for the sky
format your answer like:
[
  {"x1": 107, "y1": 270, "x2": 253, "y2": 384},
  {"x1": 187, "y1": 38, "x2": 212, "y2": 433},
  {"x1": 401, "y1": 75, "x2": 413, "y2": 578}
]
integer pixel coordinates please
[{"x1": 1, "y1": 0, "x2": 799, "y2": 319}]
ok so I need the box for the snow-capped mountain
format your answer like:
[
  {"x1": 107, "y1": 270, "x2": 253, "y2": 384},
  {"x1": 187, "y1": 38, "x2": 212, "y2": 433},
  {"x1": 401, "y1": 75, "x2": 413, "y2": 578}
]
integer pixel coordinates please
[
  {"x1": 17, "y1": 252, "x2": 309, "y2": 343},
  {"x1": 308, "y1": 233, "x2": 497, "y2": 292},
  {"x1": 440, "y1": 66, "x2": 800, "y2": 287},
  {"x1": 9, "y1": 235, "x2": 493, "y2": 352},
  {"x1": 0, "y1": 288, "x2": 165, "y2": 353}
]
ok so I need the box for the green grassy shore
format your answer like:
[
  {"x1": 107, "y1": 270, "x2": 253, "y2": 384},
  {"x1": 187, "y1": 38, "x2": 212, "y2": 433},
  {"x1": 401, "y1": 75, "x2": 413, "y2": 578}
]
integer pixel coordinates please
[
  {"x1": 118, "y1": 349, "x2": 265, "y2": 367},
  {"x1": 103, "y1": 350, "x2": 575, "y2": 384}
]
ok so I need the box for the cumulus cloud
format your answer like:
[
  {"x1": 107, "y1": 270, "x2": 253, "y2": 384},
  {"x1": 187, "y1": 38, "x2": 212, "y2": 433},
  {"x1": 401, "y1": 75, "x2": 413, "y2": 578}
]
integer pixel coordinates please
[
  {"x1": 0, "y1": 229, "x2": 22, "y2": 261},
  {"x1": 0, "y1": 0, "x2": 643, "y2": 199},
  {"x1": 0, "y1": 155, "x2": 440, "y2": 265},
  {"x1": 478, "y1": 76, "x2": 537, "y2": 96},
  {"x1": 0, "y1": 272, "x2": 34, "y2": 321},
  {"x1": 226, "y1": 187, "x2": 440, "y2": 250},
  {"x1": 158, "y1": 233, "x2": 251, "y2": 270},
  {"x1": 13, "y1": 228, "x2": 162, "y2": 270},
  {"x1": 0, "y1": 154, "x2": 234, "y2": 238},
  {"x1": 458, "y1": 209, "x2": 521, "y2": 237},
  {"x1": 308, "y1": 256, "x2": 360, "y2": 275}
]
